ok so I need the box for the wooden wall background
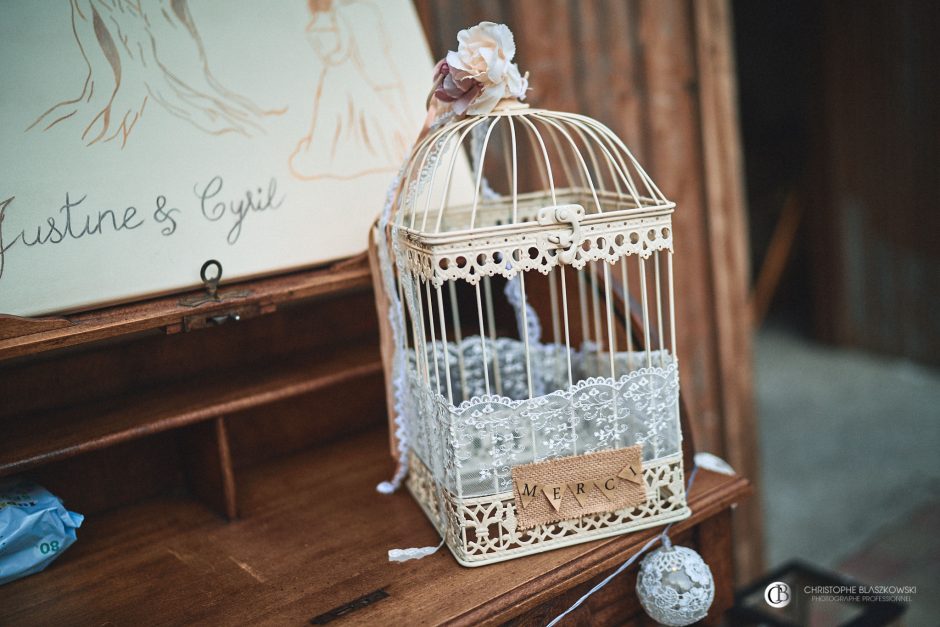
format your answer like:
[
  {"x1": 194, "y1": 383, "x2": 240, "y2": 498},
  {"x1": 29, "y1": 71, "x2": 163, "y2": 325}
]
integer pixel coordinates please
[
  {"x1": 809, "y1": 0, "x2": 939, "y2": 365},
  {"x1": 413, "y1": 0, "x2": 762, "y2": 582}
]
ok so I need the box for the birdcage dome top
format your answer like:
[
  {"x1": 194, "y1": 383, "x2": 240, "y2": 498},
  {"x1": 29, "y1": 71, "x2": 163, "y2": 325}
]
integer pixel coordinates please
[
  {"x1": 391, "y1": 102, "x2": 675, "y2": 286},
  {"x1": 395, "y1": 101, "x2": 674, "y2": 231}
]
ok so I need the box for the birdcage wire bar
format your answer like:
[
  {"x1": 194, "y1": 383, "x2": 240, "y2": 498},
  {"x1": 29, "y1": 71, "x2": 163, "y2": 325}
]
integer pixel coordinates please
[{"x1": 388, "y1": 103, "x2": 689, "y2": 565}]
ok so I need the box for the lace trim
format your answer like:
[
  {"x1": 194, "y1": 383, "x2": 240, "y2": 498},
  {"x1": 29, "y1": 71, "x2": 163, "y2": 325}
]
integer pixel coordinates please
[
  {"x1": 637, "y1": 546, "x2": 715, "y2": 624},
  {"x1": 376, "y1": 167, "x2": 412, "y2": 493},
  {"x1": 398, "y1": 207, "x2": 673, "y2": 286},
  {"x1": 443, "y1": 361, "x2": 678, "y2": 415},
  {"x1": 375, "y1": 106, "x2": 457, "y2": 494},
  {"x1": 504, "y1": 274, "x2": 543, "y2": 350},
  {"x1": 407, "y1": 452, "x2": 690, "y2": 565},
  {"x1": 405, "y1": 337, "x2": 681, "y2": 498}
]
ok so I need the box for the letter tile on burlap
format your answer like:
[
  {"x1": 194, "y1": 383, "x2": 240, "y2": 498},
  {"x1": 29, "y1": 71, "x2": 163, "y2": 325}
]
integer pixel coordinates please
[{"x1": 511, "y1": 445, "x2": 647, "y2": 529}]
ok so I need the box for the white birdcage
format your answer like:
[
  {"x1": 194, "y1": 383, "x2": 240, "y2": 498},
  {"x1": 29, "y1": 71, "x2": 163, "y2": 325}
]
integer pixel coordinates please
[{"x1": 375, "y1": 46, "x2": 689, "y2": 566}]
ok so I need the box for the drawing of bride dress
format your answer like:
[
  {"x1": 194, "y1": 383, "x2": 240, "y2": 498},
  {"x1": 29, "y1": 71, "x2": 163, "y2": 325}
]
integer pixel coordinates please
[{"x1": 289, "y1": 0, "x2": 411, "y2": 181}]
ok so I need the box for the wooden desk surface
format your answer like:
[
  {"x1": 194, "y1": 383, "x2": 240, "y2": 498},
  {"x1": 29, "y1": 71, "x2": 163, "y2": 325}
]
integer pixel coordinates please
[{"x1": 0, "y1": 428, "x2": 749, "y2": 625}]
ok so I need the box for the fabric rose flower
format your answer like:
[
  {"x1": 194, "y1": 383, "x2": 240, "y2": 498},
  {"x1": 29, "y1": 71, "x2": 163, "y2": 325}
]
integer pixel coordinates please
[{"x1": 432, "y1": 22, "x2": 528, "y2": 115}]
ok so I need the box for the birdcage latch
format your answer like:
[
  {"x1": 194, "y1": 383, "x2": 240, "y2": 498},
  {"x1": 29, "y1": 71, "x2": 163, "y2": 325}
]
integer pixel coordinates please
[{"x1": 538, "y1": 204, "x2": 585, "y2": 264}]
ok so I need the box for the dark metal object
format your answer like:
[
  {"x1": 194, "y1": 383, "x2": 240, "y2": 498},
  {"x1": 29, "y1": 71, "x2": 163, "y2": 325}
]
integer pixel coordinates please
[
  {"x1": 200, "y1": 259, "x2": 223, "y2": 300},
  {"x1": 310, "y1": 589, "x2": 390, "y2": 624},
  {"x1": 179, "y1": 259, "x2": 252, "y2": 308}
]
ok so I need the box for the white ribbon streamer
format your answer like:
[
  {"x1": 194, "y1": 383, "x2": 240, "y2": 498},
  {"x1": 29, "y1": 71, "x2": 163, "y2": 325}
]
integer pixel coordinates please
[{"x1": 388, "y1": 540, "x2": 445, "y2": 563}]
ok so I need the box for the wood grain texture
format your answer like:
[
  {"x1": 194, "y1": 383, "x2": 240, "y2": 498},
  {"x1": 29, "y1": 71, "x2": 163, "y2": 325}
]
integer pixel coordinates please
[
  {"x1": 0, "y1": 341, "x2": 381, "y2": 476},
  {"x1": 691, "y1": 0, "x2": 762, "y2": 583},
  {"x1": 695, "y1": 508, "x2": 735, "y2": 626},
  {"x1": 0, "y1": 256, "x2": 371, "y2": 362},
  {"x1": 0, "y1": 314, "x2": 71, "y2": 340},
  {"x1": 416, "y1": 0, "x2": 760, "y2": 579},
  {"x1": 181, "y1": 418, "x2": 239, "y2": 520},
  {"x1": 0, "y1": 253, "x2": 384, "y2": 524},
  {"x1": 29, "y1": 433, "x2": 186, "y2": 517},
  {"x1": 224, "y1": 371, "x2": 387, "y2": 471},
  {"x1": 0, "y1": 428, "x2": 750, "y2": 626},
  {"x1": 0, "y1": 288, "x2": 379, "y2": 420}
]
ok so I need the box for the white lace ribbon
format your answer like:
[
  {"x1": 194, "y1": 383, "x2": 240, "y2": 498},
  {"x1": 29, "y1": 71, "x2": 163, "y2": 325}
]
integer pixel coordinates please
[
  {"x1": 374, "y1": 168, "x2": 412, "y2": 495},
  {"x1": 693, "y1": 452, "x2": 735, "y2": 475},
  {"x1": 375, "y1": 111, "x2": 454, "y2": 495}
]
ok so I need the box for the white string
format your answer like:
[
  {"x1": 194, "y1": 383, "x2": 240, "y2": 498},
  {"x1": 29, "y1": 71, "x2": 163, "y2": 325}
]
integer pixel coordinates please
[
  {"x1": 547, "y1": 465, "x2": 700, "y2": 626},
  {"x1": 546, "y1": 537, "x2": 661, "y2": 627}
]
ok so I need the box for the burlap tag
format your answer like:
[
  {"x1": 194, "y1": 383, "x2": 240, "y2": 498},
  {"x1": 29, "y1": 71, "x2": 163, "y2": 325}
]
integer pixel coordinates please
[{"x1": 511, "y1": 445, "x2": 647, "y2": 529}]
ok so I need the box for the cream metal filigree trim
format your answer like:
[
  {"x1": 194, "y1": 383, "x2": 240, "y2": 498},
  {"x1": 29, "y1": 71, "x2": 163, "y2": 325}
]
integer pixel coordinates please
[
  {"x1": 407, "y1": 452, "x2": 690, "y2": 566},
  {"x1": 397, "y1": 198, "x2": 674, "y2": 286}
]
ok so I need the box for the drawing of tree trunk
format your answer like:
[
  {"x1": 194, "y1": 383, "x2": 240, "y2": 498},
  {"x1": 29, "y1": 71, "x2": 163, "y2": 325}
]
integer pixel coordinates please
[{"x1": 28, "y1": 0, "x2": 284, "y2": 148}]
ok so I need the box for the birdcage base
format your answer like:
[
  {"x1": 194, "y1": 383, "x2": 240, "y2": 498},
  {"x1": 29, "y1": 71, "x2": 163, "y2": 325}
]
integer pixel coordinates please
[{"x1": 406, "y1": 450, "x2": 691, "y2": 567}]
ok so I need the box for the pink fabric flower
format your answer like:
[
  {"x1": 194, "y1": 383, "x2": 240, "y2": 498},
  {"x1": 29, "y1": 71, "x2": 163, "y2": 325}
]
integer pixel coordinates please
[
  {"x1": 432, "y1": 60, "x2": 482, "y2": 115},
  {"x1": 432, "y1": 22, "x2": 528, "y2": 115}
]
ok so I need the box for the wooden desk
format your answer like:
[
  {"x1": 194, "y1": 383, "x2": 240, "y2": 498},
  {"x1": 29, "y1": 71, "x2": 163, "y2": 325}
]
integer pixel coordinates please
[
  {"x1": 0, "y1": 258, "x2": 749, "y2": 625},
  {"x1": 0, "y1": 427, "x2": 749, "y2": 625}
]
